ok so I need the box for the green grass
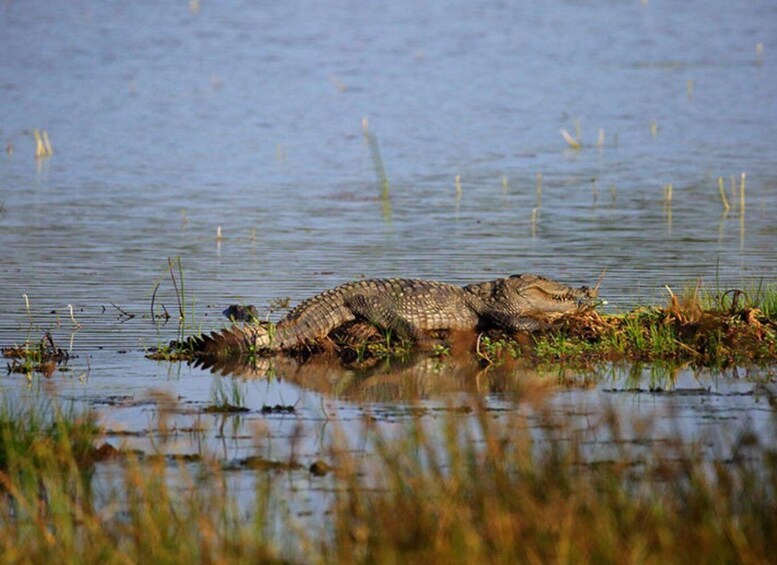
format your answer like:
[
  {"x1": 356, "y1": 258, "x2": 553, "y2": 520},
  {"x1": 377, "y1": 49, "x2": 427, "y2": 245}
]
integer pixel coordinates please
[
  {"x1": 205, "y1": 377, "x2": 249, "y2": 413},
  {"x1": 476, "y1": 335, "x2": 521, "y2": 365},
  {"x1": 0, "y1": 397, "x2": 102, "y2": 537},
  {"x1": 696, "y1": 280, "x2": 777, "y2": 314},
  {"x1": 521, "y1": 284, "x2": 777, "y2": 368},
  {"x1": 365, "y1": 333, "x2": 414, "y2": 360},
  {"x1": 0, "y1": 398, "x2": 99, "y2": 471}
]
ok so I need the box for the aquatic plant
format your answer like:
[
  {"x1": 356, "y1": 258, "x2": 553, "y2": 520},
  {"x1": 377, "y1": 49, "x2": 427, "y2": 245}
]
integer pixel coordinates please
[
  {"x1": 168, "y1": 256, "x2": 187, "y2": 323},
  {"x1": 146, "y1": 256, "x2": 202, "y2": 342},
  {"x1": 33, "y1": 129, "x2": 53, "y2": 159},
  {"x1": 206, "y1": 377, "x2": 249, "y2": 413},
  {"x1": 361, "y1": 118, "x2": 392, "y2": 220},
  {"x1": 535, "y1": 172, "x2": 542, "y2": 207},
  {"x1": 560, "y1": 127, "x2": 581, "y2": 149},
  {"x1": 476, "y1": 334, "x2": 520, "y2": 366},
  {"x1": 2, "y1": 332, "x2": 71, "y2": 377},
  {"x1": 718, "y1": 176, "x2": 731, "y2": 212}
]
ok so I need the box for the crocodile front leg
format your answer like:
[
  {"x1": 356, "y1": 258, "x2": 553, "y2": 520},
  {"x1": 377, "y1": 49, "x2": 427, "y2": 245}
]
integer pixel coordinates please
[
  {"x1": 480, "y1": 310, "x2": 551, "y2": 332},
  {"x1": 345, "y1": 294, "x2": 437, "y2": 346}
]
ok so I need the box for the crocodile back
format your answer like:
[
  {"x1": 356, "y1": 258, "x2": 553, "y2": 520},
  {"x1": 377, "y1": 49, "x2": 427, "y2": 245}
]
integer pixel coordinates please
[
  {"x1": 275, "y1": 278, "x2": 477, "y2": 345},
  {"x1": 375, "y1": 278, "x2": 479, "y2": 331},
  {"x1": 462, "y1": 279, "x2": 501, "y2": 303},
  {"x1": 274, "y1": 280, "x2": 362, "y2": 346}
]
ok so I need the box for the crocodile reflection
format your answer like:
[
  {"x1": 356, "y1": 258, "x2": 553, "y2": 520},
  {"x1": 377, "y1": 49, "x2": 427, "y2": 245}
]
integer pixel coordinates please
[{"x1": 191, "y1": 352, "x2": 591, "y2": 402}]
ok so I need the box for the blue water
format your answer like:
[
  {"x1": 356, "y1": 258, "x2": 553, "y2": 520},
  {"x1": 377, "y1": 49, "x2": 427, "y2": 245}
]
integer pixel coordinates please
[{"x1": 0, "y1": 0, "x2": 775, "y2": 485}]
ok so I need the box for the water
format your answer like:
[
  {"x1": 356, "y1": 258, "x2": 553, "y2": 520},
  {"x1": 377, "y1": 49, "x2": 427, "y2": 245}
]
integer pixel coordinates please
[{"x1": 1, "y1": 0, "x2": 776, "y2": 493}]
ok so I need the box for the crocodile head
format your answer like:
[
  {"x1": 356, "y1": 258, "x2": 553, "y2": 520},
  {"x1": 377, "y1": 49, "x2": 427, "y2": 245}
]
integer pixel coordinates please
[{"x1": 500, "y1": 274, "x2": 598, "y2": 318}]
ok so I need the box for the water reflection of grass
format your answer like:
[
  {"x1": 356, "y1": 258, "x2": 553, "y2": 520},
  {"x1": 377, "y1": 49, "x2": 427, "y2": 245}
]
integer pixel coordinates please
[{"x1": 1, "y1": 394, "x2": 776, "y2": 562}]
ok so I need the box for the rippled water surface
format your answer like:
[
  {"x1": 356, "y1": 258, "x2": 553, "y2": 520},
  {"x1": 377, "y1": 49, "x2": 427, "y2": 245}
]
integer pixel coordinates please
[{"x1": 1, "y1": 0, "x2": 776, "y2": 488}]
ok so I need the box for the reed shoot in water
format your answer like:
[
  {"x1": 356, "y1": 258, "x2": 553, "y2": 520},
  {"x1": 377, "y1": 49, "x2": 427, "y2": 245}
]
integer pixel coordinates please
[
  {"x1": 22, "y1": 293, "x2": 33, "y2": 326},
  {"x1": 535, "y1": 172, "x2": 542, "y2": 207},
  {"x1": 67, "y1": 304, "x2": 82, "y2": 329},
  {"x1": 662, "y1": 183, "x2": 673, "y2": 204},
  {"x1": 718, "y1": 176, "x2": 731, "y2": 212},
  {"x1": 560, "y1": 128, "x2": 581, "y2": 149},
  {"x1": 33, "y1": 129, "x2": 53, "y2": 159},
  {"x1": 361, "y1": 118, "x2": 391, "y2": 203}
]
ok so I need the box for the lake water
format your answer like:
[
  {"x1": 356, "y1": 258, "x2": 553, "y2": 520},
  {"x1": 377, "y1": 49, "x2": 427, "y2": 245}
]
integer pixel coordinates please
[{"x1": 1, "y1": 0, "x2": 776, "y2": 498}]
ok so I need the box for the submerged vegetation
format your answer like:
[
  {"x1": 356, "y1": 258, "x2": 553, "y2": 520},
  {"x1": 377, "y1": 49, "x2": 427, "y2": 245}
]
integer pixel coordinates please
[{"x1": 0, "y1": 393, "x2": 775, "y2": 562}]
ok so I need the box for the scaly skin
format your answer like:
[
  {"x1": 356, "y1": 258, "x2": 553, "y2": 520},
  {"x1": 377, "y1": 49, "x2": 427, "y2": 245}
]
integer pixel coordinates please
[{"x1": 187, "y1": 274, "x2": 597, "y2": 357}]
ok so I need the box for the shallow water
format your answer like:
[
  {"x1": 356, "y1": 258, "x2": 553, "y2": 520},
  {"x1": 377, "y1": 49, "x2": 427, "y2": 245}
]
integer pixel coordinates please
[{"x1": 1, "y1": 0, "x2": 776, "y2": 497}]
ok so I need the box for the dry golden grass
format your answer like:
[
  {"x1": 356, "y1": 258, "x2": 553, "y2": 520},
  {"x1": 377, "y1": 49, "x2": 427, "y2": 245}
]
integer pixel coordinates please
[{"x1": 1, "y1": 392, "x2": 776, "y2": 563}]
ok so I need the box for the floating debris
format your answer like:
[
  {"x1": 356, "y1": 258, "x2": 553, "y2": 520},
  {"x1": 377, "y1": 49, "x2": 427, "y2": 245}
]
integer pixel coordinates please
[
  {"x1": 3, "y1": 332, "x2": 71, "y2": 376},
  {"x1": 309, "y1": 459, "x2": 333, "y2": 477},
  {"x1": 260, "y1": 404, "x2": 295, "y2": 415},
  {"x1": 227, "y1": 456, "x2": 303, "y2": 472},
  {"x1": 223, "y1": 304, "x2": 259, "y2": 322},
  {"x1": 203, "y1": 403, "x2": 250, "y2": 414}
]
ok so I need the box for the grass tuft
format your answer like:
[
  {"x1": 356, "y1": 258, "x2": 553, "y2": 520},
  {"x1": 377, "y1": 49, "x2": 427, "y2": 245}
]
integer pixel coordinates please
[
  {"x1": 524, "y1": 283, "x2": 777, "y2": 368},
  {"x1": 205, "y1": 378, "x2": 249, "y2": 413}
]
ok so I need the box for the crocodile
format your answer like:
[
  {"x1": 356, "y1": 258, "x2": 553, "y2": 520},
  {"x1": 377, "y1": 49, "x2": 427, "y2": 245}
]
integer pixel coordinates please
[{"x1": 182, "y1": 274, "x2": 598, "y2": 358}]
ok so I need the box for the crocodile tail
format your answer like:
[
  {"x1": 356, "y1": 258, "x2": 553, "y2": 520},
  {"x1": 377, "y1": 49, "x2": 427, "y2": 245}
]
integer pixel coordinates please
[{"x1": 187, "y1": 324, "x2": 272, "y2": 357}]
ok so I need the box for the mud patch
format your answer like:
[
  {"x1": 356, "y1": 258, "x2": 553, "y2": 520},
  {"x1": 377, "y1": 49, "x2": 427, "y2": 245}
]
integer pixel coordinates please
[{"x1": 203, "y1": 404, "x2": 250, "y2": 414}]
